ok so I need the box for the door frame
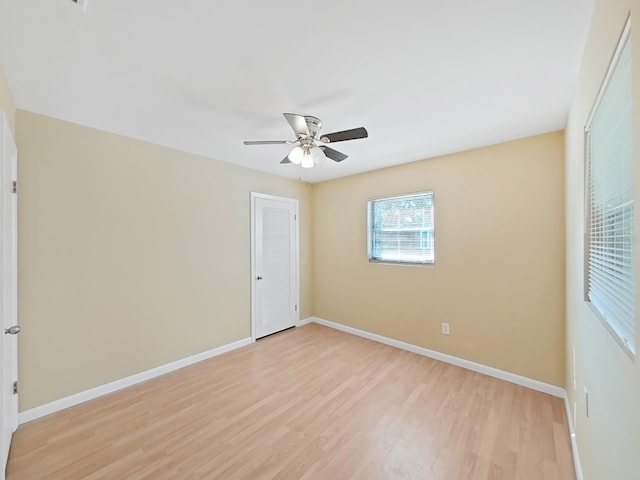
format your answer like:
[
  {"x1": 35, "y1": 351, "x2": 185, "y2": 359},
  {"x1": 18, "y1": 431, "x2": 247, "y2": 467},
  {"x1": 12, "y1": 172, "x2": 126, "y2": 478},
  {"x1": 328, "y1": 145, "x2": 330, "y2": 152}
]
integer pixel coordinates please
[
  {"x1": 0, "y1": 111, "x2": 18, "y2": 479},
  {"x1": 250, "y1": 192, "x2": 299, "y2": 342}
]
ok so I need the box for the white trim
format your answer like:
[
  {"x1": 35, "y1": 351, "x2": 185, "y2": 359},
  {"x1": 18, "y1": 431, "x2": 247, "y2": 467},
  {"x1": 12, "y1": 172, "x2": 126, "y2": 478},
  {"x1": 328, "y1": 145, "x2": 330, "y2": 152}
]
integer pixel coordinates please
[
  {"x1": 309, "y1": 317, "x2": 565, "y2": 398},
  {"x1": 585, "y1": 15, "x2": 631, "y2": 129},
  {"x1": 308, "y1": 318, "x2": 582, "y2": 473},
  {"x1": 18, "y1": 319, "x2": 581, "y2": 477},
  {"x1": 564, "y1": 393, "x2": 584, "y2": 480},
  {"x1": 296, "y1": 317, "x2": 314, "y2": 327},
  {"x1": 250, "y1": 192, "x2": 258, "y2": 341},
  {"x1": 18, "y1": 337, "x2": 252, "y2": 425},
  {"x1": 1, "y1": 111, "x2": 19, "y2": 478}
]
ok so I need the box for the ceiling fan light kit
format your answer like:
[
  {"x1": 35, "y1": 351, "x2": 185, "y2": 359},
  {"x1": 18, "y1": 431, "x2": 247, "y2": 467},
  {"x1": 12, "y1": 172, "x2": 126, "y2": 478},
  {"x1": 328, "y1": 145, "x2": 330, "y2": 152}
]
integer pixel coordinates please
[
  {"x1": 288, "y1": 146, "x2": 304, "y2": 165},
  {"x1": 244, "y1": 113, "x2": 368, "y2": 169},
  {"x1": 301, "y1": 149, "x2": 315, "y2": 168}
]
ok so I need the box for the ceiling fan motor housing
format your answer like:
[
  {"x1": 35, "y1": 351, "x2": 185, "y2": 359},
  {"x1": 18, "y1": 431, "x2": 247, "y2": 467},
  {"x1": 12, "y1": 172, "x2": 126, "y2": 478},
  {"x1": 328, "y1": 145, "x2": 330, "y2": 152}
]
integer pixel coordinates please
[
  {"x1": 243, "y1": 113, "x2": 368, "y2": 166},
  {"x1": 303, "y1": 116, "x2": 322, "y2": 139}
]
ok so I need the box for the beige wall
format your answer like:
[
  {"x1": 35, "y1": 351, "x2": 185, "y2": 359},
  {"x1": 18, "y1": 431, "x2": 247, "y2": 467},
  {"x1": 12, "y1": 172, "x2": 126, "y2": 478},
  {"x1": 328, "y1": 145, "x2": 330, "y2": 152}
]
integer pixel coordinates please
[
  {"x1": 312, "y1": 132, "x2": 565, "y2": 386},
  {"x1": 565, "y1": 1, "x2": 640, "y2": 479},
  {"x1": 16, "y1": 110, "x2": 312, "y2": 410},
  {"x1": 0, "y1": 59, "x2": 15, "y2": 133}
]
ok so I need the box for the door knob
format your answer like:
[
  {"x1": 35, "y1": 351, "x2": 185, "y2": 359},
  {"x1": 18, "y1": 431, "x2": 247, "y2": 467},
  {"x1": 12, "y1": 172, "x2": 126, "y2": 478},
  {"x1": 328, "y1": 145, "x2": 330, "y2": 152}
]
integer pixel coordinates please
[
  {"x1": 256, "y1": 276, "x2": 263, "y2": 280},
  {"x1": 4, "y1": 325, "x2": 20, "y2": 335}
]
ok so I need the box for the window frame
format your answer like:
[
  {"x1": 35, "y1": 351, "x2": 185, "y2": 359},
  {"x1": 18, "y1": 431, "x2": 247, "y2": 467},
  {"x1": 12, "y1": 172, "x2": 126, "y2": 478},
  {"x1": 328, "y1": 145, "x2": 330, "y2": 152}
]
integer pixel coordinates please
[
  {"x1": 583, "y1": 16, "x2": 635, "y2": 357},
  {"x1": 367, "y1": 191, "x2": 435, "y2": 266}
]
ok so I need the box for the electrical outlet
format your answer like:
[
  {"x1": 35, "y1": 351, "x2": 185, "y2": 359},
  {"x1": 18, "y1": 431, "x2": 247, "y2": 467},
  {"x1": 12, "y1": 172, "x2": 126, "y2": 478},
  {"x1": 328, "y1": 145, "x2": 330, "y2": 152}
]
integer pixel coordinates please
[
  {"x1": 572, "y1": 346, "x2": 576, "y2": 390},
  {"x1": 441, "y1": 323, "x2": 450, "y2": 335},
  {"x1": 583, "y1": 387, "x2": 589, "y2": 418}
]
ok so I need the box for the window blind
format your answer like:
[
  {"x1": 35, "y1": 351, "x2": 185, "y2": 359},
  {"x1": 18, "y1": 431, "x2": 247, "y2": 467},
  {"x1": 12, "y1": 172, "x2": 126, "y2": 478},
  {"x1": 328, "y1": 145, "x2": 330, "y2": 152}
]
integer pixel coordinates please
[
  {"x1": 586, "y1": 23, "x2": 635, "y2": 354},
  {"x1": 368, "y1": 192, "x2": 434, "y2": 265}
]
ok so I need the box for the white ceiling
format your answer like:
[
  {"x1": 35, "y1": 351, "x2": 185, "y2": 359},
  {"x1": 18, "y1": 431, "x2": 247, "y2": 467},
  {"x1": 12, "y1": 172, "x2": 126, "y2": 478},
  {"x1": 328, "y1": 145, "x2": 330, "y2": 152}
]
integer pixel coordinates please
[{"x1": 0, "y1": 0, "x2": 594, "y2": 183}]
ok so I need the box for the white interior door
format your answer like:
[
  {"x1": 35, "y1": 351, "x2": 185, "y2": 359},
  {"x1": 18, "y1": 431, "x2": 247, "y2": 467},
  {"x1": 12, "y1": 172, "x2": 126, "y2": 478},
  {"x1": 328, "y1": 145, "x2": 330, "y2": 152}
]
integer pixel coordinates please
[
  {"x1": 0, "y1": 112, "x2": 19, "y2": 478},
  {"x1": 251, "y1": 193, "x2": 299, "y2": 339}
]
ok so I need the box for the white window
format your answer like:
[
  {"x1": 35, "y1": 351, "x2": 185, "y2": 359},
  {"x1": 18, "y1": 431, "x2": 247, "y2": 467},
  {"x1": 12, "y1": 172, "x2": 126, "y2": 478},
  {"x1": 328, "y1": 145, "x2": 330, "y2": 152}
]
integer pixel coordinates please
[
  {"x1": 368, "y1": 192, "x2": 434, "y2": 265},
  {"x1": 585, "y1": 19, "x2": 635, "y2": 355}
]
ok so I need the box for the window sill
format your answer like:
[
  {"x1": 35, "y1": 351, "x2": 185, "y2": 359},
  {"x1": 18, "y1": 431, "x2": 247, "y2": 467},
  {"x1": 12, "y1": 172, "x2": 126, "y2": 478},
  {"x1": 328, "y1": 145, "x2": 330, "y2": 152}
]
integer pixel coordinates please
[{"x1": 368, "y1": 259, "x2": 435, "y2": 267}]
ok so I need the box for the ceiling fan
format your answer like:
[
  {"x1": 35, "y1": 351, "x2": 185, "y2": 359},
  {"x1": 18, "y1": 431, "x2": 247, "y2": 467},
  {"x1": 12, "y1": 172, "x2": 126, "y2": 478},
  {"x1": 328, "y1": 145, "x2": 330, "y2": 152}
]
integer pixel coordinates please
[{"x1": 243, "y1": 113, "x2": 368, "y2": 168}]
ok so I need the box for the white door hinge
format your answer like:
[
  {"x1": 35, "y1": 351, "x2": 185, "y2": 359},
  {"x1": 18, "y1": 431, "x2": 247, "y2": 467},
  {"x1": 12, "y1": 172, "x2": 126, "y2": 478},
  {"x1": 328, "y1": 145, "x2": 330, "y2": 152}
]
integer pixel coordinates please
[{"x1": 12, "y1": 181, "x2": 17, "y2": 194}]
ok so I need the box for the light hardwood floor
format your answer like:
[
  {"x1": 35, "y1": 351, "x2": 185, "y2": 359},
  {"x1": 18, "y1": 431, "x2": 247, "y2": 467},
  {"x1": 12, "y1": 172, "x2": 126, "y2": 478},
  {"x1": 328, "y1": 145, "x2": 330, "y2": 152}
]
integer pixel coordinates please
[{"x1": 7, "y1": 323, "x2": 575, "y2": 479}]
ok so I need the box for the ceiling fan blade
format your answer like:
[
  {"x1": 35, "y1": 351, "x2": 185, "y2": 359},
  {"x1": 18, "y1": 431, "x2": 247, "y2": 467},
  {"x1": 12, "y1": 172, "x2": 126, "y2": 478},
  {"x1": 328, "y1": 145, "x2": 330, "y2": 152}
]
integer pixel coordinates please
[
  {"x1": 320, "y1": 127, "x2": 368, "y2": 143},
  {"x1": 280, "y1": 156, "x2": 292, "y2": 164},
  {"x1": 320, "y1": 146, "x2": 348, "y2": 162},
  {"x1": 283, "y1": 113, "x2": 310, "y2": 137},
  {"x1": 244, "y1": 140, "x2": 291, "y2": 145}
]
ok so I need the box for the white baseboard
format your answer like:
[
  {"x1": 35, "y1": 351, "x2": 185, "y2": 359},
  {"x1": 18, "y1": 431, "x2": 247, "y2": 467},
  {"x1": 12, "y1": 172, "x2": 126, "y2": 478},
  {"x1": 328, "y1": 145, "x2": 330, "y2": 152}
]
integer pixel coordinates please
[
  {"x1": 296, "y1": 317, "x2": 314, "y2": 327},
  {"x1": 564, "y1": 393, "x2": 584, "y2": 480},
  {"x1": 18, "y1": 337, "x2": 252, "y2": 425},
  {"x1": 19, "y1": 318, "x2": 583, "y2": 476},
  {"x1": 309, "y1": 317, "x2": 585, "y2": 473},
  {"x1": 309, "y1": 317, "x2": 566, "y2": 398}
]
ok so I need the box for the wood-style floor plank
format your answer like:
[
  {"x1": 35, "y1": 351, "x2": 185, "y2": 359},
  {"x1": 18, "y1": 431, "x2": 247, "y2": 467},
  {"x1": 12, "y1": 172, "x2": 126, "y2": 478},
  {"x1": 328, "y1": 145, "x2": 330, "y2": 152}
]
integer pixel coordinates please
[{"x1": 7, "y1": 323, "x2": 575, "y2": 479}]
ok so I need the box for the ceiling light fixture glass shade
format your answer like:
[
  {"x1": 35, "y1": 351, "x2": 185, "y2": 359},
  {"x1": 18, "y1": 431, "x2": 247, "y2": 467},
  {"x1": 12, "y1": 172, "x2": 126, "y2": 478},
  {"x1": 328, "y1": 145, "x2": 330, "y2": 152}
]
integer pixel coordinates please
[
  {"x1": 301, "y1": 150, "x2": 314, "y2": 168},
  {"x1": 288, "y1": 146, "x2": 304, "y2": 165},
  {"x1": 310, "y1": 146, "x2": 326, "y2": 165}
]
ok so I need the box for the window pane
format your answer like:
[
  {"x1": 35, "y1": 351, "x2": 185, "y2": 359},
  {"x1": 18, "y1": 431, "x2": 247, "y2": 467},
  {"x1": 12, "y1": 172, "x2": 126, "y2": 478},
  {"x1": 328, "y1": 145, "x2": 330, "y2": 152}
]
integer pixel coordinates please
[
  {"x1": 585, "y1": 24, "x2": 635, "y2": 355},
  {"x1": 369, "y1": 192, "x2": 434, "y2": 264}
]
